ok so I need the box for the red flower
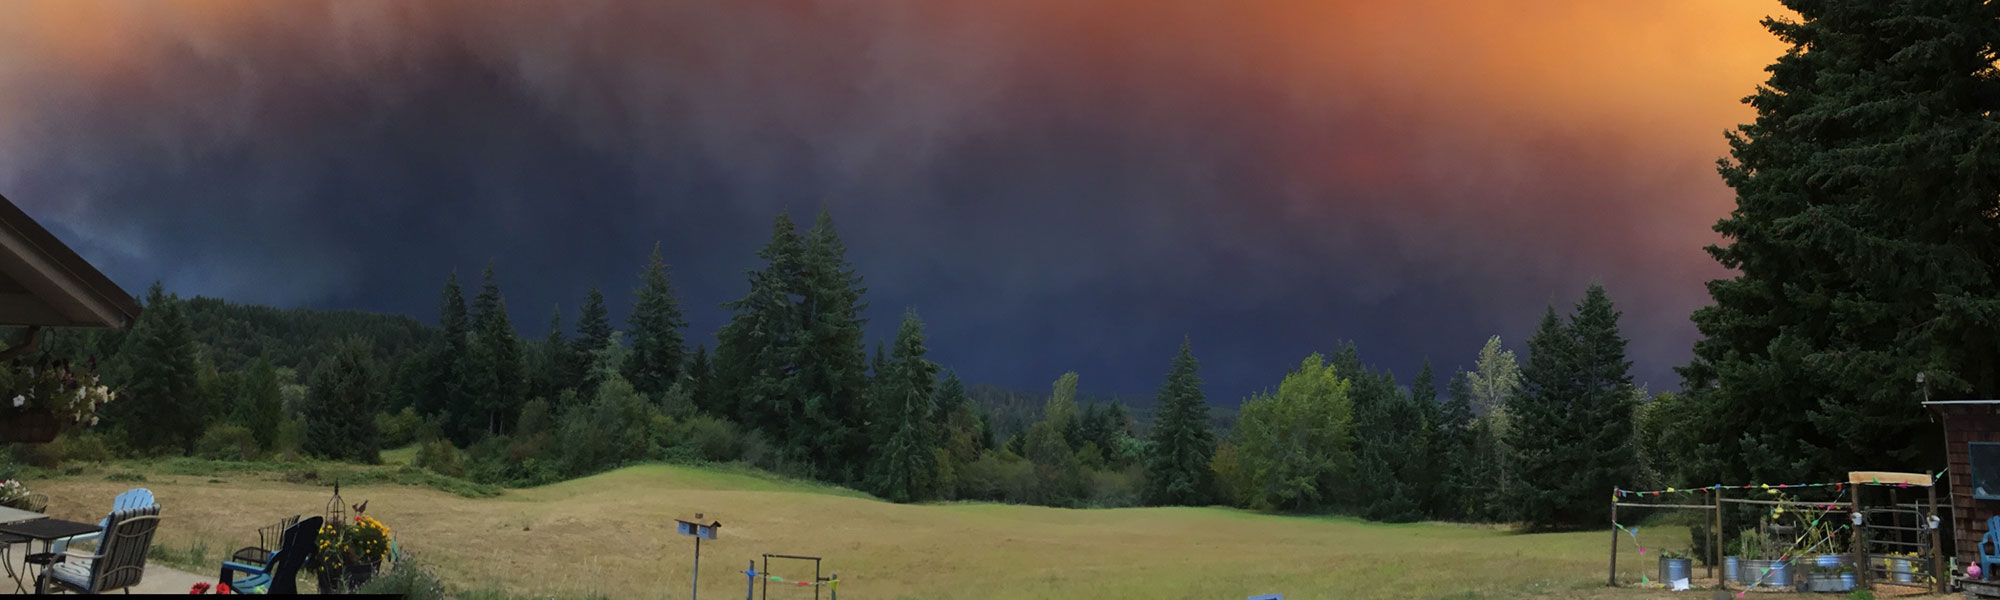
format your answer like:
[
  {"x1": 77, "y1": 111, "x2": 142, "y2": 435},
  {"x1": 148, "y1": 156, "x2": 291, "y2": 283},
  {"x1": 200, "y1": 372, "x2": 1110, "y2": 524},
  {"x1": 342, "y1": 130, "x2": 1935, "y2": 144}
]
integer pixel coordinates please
[
  {"x1": 190, "y1": 582, "x2": 211, "y2": 594},
  {"x1": 217, "y1": 582, "x2": 232, "y2": 594}
]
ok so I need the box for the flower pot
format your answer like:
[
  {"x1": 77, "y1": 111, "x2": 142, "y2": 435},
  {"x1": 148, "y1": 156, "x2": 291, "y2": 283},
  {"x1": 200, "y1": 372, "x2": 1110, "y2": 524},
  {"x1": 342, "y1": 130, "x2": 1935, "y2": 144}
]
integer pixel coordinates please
[
  {"x1": 1659, "y1": 557, "x2": 1693, "y2": 584},
  {"x1": 1889, "y1": 556, "x2": 1915, "y2": 583},
  {"x1": 1741, "y1": 558, "x2": 1793, "y2": 588},
  {"x1": 1723, "y1": 555, "x2": 1741, "y2": 583},
  {"x1": 1802, "y1": 572, "x2": 1855, "y2": 593},
  {"x1": 0, "y1": 411, "x2": 59, "y2": 443},
  {"x1": 314, "y1": 560, "x2": 380, "y2": 593}
]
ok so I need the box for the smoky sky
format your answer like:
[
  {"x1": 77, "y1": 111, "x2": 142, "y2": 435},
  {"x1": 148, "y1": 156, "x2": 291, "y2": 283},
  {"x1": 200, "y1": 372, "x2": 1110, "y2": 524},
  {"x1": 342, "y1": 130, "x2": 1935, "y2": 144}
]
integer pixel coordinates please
[{"x1": 0, "y1": 1, "x2": 1790, "y2": 400}]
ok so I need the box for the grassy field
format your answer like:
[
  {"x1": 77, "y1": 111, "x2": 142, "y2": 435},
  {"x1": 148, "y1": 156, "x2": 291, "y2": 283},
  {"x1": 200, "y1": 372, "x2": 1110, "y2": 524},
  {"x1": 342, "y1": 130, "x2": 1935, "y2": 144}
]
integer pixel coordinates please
[{"x1": 19, "y1": 458, "x2": 1859, "y2": 599}]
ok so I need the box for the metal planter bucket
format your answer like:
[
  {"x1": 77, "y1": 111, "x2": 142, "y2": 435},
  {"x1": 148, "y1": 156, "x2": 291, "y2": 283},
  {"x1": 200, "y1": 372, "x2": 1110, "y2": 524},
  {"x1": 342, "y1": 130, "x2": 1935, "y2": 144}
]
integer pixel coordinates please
[
  {"x1": 1659, "y1": 557, "x2": 1693, "y2": 584},
  {"x1": 1888, "y1": 557, "x2": 1915, "y2": 583},
  {"x1": 1723, "y1": 555, "x2": 1741, "y2": 583},
  {"x1": 1802, "y1": 573, "x2": 1856, "y2": 593},
  {"x1": 1741, "y1": 558, "x2": 1793, "y2": 588}
]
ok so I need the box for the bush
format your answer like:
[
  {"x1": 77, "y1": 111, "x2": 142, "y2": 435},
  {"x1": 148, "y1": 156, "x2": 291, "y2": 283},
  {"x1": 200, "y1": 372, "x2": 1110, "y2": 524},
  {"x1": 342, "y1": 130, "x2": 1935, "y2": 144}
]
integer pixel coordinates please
[
  {"x1": 9, "y1": 442, "x2": 59, "y2": 469},
  {"x1": 556, "y1": 378, "x2": 657, "y2": 477},
  {"x1": 194, "y1": 424, "x2": 261, "y2": 461},
  {"x1": 958, "y1": 452, "x2": 1034, "y2": 502},
  {"x1": 274, "y1": 419, "x2": 306, "y2": 457},
  {"x1": 355, "y1": 554, "x2": 446, "y2": 600},
  {"x1": 375, "y1": 408, "x2": 425, "y2": 448},
  {"x1": 1085, "y1": 465, "x2": 1143, "y2": 508},
  {"x1": 681, "y1": 415, "x2": 744, "y2": 462},
  {"x1": 413, "y1": 438, "x2": 465, "y2": 478},
  {"x1": 56, "y1": 431, "x2": 115, "y2": 464}
]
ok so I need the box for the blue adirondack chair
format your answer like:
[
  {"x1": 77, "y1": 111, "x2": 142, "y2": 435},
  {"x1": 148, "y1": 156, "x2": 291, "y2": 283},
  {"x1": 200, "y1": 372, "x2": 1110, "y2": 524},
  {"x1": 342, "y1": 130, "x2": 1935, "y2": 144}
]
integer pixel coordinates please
[
  {"x1": 49, "y1": 488, "x2": 154, "y2": 554},
  {"x1": 218, "y1": 516, "x2": 321, "y2": 595},
  {"x1": 1982, "y1": 515, "x2": 2000, "y2": 579}
]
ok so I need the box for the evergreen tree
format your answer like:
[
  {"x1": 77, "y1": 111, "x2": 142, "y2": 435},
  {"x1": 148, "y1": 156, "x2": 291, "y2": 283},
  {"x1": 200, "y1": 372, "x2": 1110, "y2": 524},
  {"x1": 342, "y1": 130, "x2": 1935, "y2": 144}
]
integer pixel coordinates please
[
  {"x1": 470, "y1": 262, "x2": 526, "y2": 436},
  {"x1": 302, "y1": 337, "x2": 381, "y2": 463},
  {"x1": 232, "y1": 356, "x2": 286, "y2": 450},
  {"x1": 110, "y1": 283, "x2": 204, "y2": 454},
  {"x1": 625, "y1": 243, "x2": 688, "y2": 401},
  {"x1": 1682, "y1": 0, "x2": 2000, "y2": 489},
  {"x1": 1145, "y1": 337, "x2": 1213, "y2": 505},
  {"x1": 1506, "y1": 305, "x2": 1587, "y2": 529},
  {"x1": 424, "y1": 273, "x2": 470, "y2": 423},
  {"x1": 531, "y1": 305, "x2": 570, "y2": 410},
  {"x1": 685, "y1": 344, "x2": 714, "y2": 414},
  {"x1": 935, "y1": 371, "x2": 982, "y2": 469},
  {"x1": 865, "y1": 311, "x2": 940, "y2": 502},
  {"x1": 714, "y1": 213, "x2": 806, "y2": 440},
  {"x1": 1350, "y1": 369, "x2": 1421, "y2": 522},
  {"x1": 1569, "y1": 285, "x2": 1638, "y2": 515},
  {"x1": 571, "y1": 287, "x2": 613, "y2": 397},
  {"x1": 1409, "y1": 360, "x2": 1444, "y2": 518},
  {"x1": 793, "y1": 210, "x2": 873, "y2": 480},
  {"x1": 1436, "y1": 370, "x2": 1479, "y2": 520}
]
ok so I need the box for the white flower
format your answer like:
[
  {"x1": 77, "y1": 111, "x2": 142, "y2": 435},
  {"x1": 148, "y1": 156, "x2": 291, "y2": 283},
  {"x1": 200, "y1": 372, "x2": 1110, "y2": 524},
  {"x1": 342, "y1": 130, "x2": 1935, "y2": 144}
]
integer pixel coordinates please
[{"x1": 10, "y1": 396, "x2": 21, "y2": 408}]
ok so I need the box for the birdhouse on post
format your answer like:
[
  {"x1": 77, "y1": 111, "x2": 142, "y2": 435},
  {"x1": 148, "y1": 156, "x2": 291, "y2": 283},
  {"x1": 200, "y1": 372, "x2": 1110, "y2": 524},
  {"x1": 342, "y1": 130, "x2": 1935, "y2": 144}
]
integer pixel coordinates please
[
  {"x1": 677, "y1": 514, "x2": 721, "y2": 540},
  {"x1": 677, "y1": 513, "x2": 721, "y2": 600}
]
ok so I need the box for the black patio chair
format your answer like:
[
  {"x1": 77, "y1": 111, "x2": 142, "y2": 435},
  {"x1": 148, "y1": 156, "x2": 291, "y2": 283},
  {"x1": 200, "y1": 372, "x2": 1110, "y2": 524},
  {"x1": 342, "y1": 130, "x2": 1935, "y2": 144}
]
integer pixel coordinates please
[{"x1": 230, "y1": 515, "x2": 300, "y2": 566}]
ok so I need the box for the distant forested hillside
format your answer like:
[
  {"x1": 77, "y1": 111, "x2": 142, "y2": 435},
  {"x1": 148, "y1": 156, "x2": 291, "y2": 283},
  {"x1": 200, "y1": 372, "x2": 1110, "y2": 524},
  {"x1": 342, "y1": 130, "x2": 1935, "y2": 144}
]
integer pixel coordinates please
[
  {"x1": 178, "y1": 297, "x2": 439, "y2": 372},
  {"x1": 966, "y1": 382, "x2": 1236, "y2": 442}
]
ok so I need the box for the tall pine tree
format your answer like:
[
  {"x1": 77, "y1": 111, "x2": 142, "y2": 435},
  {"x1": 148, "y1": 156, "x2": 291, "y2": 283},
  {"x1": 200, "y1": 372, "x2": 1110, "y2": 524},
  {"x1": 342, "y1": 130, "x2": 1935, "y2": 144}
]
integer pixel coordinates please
[
  {"x1": 232, "y1": 356, "x2": 286, "y2": 450},
  {"x1": 470, "y1": 262, "x2": 526, "y2": 436},
  {"x1": 1436, "y1": 369, "x2": 1479, "y2": 520},
  {"x1": 571, "y1": 287, "x2": 613, "y2": 397},
  {"x1": 302, "y1": 337, "x2": 381, "y2": 463},
  {"x1": 865, "y1": 310, "x2": 939, "y2": 502},
  {"x1": 1682, "y1": 0, "x2": 2000, "y2": 488},
  {"x1": 685, "y1": 344, "x2": 714, "y2": 414},
  {"x1": 1145, "y1": 337, "x2": 1213, "y2": 506},
  {"x1": 424, "y1": 273, "x2": 471, "y2": 425},
  {"x1": 1505, "y1": 289, "x2": 1635, "y2": 530},
  {"x1": 1569, "y1": 285, "x2": 1637, "y2": 515},
  {"x1": 793, "y1": 210, "x2": 872, "y2": 480},
  {"x1": 531, "y1": 305, "x2": 571, "y2": 410},
  {"x1": 713, "y1": 214, "x2": 805, "y2": 440},
  {"x1": 625, "y1": 243, "x2": 688, "y2": 401},
  {"x1": 109, "y1": 283, "x2": 204, "y2": 454}
]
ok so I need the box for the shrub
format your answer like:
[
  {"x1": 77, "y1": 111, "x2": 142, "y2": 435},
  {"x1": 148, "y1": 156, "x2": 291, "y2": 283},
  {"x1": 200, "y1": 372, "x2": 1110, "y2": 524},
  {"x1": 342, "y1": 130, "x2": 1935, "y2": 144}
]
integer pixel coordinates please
[
  {"x1": 194, "y1": 424, "x2": 260, "y2": 461},
  {"x1": 274, "y1": 419, "x2": 307, "y2": 457},
  {"x1": 355, "y1": 554, "x2": 446, "y2": 600},
  {"x1": 555, "y1": 378, "x2": 656, "y2": 477},
  {"x1": 1085, "y1": 466, "x2": 1143, "y2": 508},
  {"x1": 56, "y1": 431, "x2": 114, "y2": 464},
  {"x1": 958, "y1": 452, "x2": 1033, "y2": 502},
  {"x1": 9, "y1": 441, "x2": 59, "y2": 469},
  {"x1": 682, "y1": 415, "x2": 744, "y2": 462},
  {"x1": 375, "y1": 408, "x2": 425, "y2": 448},
  {"x1": 413, "y1": 438, "x2": 465, "y2": 478}
]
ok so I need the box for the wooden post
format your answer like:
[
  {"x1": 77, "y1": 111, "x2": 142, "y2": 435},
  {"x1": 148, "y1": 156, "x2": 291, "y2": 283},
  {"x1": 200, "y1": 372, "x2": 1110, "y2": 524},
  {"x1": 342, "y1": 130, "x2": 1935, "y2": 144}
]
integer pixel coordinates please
[
  {"x1": 1713, "y1": 488, "x2": 1724, "y2": 588},
  {"x1": 1851, "y1": 482, "x2": 1869, "y2": 588},
  {"x1": 1609, "y1": 495, "x2": 1619, "y2": 587},
  {"x1": 1930, "y1": 481, "x2": 1944, "y2": 594}
]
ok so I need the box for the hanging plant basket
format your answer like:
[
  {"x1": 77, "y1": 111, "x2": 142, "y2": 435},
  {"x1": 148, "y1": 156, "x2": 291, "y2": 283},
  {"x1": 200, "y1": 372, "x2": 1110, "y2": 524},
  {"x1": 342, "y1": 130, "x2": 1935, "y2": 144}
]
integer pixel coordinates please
[{"x1": 0, "y1": 410, "x2": 61, "y2": 443}]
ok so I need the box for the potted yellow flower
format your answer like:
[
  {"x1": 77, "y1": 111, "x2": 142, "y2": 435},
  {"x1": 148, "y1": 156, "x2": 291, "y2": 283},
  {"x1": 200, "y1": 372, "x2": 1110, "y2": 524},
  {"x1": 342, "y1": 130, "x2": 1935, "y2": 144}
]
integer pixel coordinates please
[{"x1": 306, "y1": 509, "x2": 393, "y2": 592}]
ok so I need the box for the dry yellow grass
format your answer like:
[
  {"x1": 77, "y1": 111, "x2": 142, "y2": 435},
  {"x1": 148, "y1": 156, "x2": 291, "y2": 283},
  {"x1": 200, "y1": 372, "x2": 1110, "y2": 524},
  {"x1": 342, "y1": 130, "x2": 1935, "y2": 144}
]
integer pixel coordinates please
[{"x1": 26, "y1": 462, "x2": 1892, "y2": 599}]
